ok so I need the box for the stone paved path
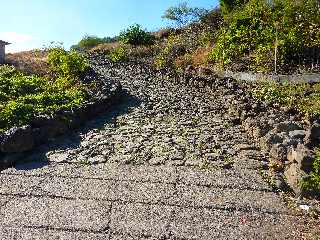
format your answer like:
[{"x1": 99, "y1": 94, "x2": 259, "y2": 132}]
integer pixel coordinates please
[{"x1": 0, "y1": 58, "x2": 313, "y2": 239}]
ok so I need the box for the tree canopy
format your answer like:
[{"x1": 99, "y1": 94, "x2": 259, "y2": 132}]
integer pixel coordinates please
[{"x1": 162, "y1": 2, "x2": 208, "y2": 26}]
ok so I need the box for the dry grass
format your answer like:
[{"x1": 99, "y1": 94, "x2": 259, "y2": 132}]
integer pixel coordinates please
[
  {"x1": 174, "y1": 47, "x2": 212, "y2": 70},
  {"x1": 190, "y1": 47, "x2": 211, "y2": 66},
  {"x1": 6, "y1": 50, "x2": 50, "y2": 76},
  {"x1": 127, "y1": 45, "x2": 156, "y2": 59},
  {"x1": 89, "y1": 42, "x2": 121, "y2": 54}
]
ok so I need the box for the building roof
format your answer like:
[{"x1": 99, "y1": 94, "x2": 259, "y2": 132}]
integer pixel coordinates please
[{"x1": 0, "y1": 40, "x2": 10, "y2": 45}]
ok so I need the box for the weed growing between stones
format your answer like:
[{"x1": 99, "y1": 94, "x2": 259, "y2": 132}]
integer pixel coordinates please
[
  {"x1": 220, "y1": 153, "x2": 234, "y2": 169},
  {"x1": 199, "y1": 159, "x2": 213, "y2": 170},
  {"x1": 79, "y1": 159, "x2": 92, "y2": 166},
  {"x1": 259, "y1": 169, "x2": 277, "y2": 190}
]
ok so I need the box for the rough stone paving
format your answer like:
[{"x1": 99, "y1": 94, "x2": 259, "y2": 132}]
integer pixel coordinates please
[{"x1": 0, "y1": 56, "x2": 316, "y2": 239}]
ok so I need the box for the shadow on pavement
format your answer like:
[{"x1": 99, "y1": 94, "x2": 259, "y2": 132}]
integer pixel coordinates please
[{"x1": 8, "y1": 90, "x2": 142, "y2": 171}]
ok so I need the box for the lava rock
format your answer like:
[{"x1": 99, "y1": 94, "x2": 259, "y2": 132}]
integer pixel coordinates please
[
  {"x1": 289, "y1": 130, "x2": 307, "y2": 140},
  {"x1": 0, "y1": 125, "x2": 34, "y2": 153},
  {"x1": 285, "y1": 144, "x2": 315, "y2": 195},
  {"x1": 270, "y1": 144, "x2": 287, "y2": 162},
  {"x1": 274, "y1": 173, "x2": 288, "y2": 190},
  {"x1": 260, "y1": 132, "x2": 285, "y2": 151},
  {"x1": 286, "y1": 144, "x2": 314, "y2": 172},
  {"x1": 274, "y1": 121, "x2": 303, "y2": 133}
]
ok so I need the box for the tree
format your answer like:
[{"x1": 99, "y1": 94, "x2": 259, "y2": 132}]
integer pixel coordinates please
[
  {"x1": 162, "y1": 2, "x2": 209, "y2": 26},
  {"x1": 220, "y1": 0, "x2": 248, "y2": 15}
]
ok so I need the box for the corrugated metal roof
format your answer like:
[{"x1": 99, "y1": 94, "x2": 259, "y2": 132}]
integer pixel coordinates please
[{"x1": 0, "y1": 40, "x2": 10, "y2": 45}]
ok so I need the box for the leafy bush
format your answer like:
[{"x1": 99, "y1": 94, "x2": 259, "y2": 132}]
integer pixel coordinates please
[
  {"x1": 119, "y1": 24, "x2": 155, "y2": 46},
  {"x1": 301, "y1": 147, "x2": 320, "y2": 196},
  {"x1": 253, "y1": 82, "x2": 306, "y2": 106},
  {"x1": 109, "y1": 46, "x2": 128, "y2": 62},
  {"x1": 209, "y1": 0, "x2": 320, "y2": 72},
  {"x1": 48, "y1": 47, "x2": 89, "y2": 78},
  {"x1": 0, "y1": 65, "x2": 87, "y2": 132},
  {"x1": 71, "y1": 35, "x2": 117, "y2": 50}
]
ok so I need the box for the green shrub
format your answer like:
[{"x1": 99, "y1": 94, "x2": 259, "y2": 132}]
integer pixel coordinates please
[
  {"x1": 197, "y1": 31, "x2": 215, "y2": 47},
  {"x1": 301, "y1": 147, "x2": 320, "y2": 196},
  {"x1": 48, "y1": 47, "x2": 89, "y2": 78},
  {"x1": 109, "y1": 46, "x2": 128, "y2": 62},
  {"x1": 119, "y1": 24, "x2": 155, "y2": 46},
  {"x1": 209, "y1": 0, "x2": 320, "y2": 71},
  {"x1": 253, "y1": 82, "x2": 307, "y2": 106},
  {"x1": 162, "y1": 2, "x2": 208, "y2": 26},
  {"x1": 0, "y1": 65, "x2": 87, "y2": 133},
  {"x1": 154, "y1": 35, "x2": 182, "y2": 69},
  {"x1": 0, "y1": 65, "x2": 16, "y2": 77}
]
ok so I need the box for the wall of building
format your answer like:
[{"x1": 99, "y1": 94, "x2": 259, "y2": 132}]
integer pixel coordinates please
[{"x1": 0, "y1": 45, "x2": 5, "y2": 64}]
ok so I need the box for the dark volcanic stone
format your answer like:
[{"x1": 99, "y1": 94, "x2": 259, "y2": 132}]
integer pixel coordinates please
[{"x1": 0, "y1": 125, "x2": 34, "y2": 153}]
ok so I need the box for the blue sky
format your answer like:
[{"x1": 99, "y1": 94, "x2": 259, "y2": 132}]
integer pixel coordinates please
[{"x1": 0, "y1": 0, "x2": 218, "y2": 53}]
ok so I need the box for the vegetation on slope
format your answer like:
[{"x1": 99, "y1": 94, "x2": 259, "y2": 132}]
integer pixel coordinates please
[
  {"x1": 301, "y1": 147, "x2": 320, "y2": 197},
  {"x1": 0, "y1": 49, "x2": 90, "y2": 133},
  {"x1": 71, "y1": 35, "x2": 117, "y2": 51},
  {"x1": 210, "y1": 0, "x2": 320, "y2": 72},
  {"x1": 253, "y1": 81, "x2": 320, "y2": 119}
]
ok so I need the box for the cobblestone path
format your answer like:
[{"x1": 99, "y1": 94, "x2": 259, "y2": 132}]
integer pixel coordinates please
[{"x1": 0, "y1": 58, "x2": 312, "y2": 239}]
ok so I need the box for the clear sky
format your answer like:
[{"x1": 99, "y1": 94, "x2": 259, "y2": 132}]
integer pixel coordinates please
[{"x1": 0, "y1": 0, "x2": 218, "y2": 53}]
